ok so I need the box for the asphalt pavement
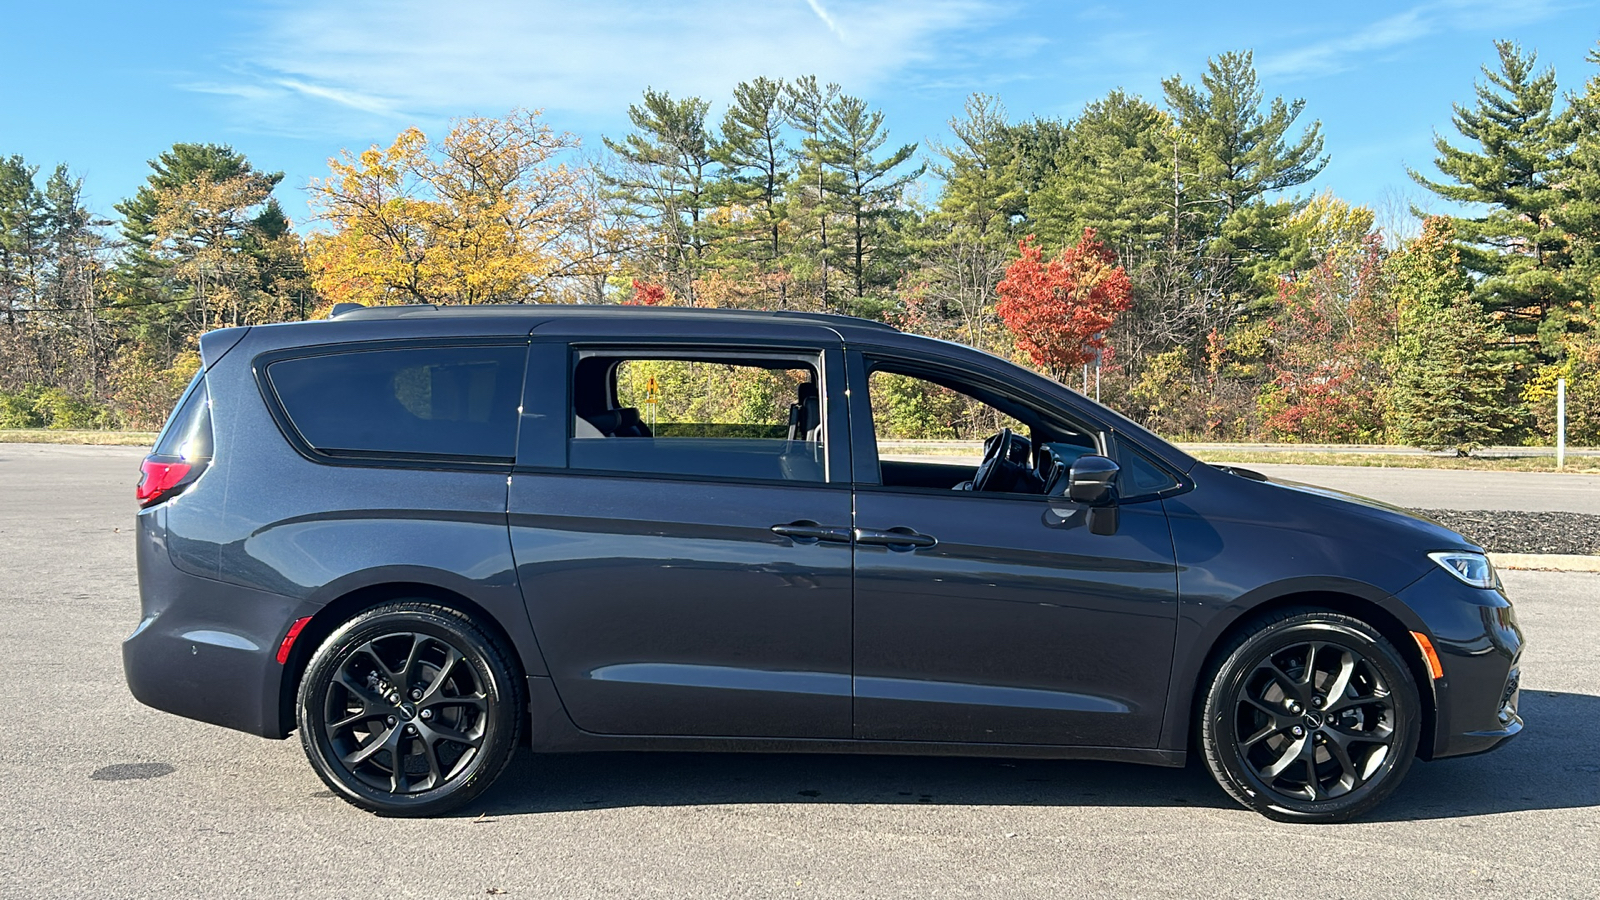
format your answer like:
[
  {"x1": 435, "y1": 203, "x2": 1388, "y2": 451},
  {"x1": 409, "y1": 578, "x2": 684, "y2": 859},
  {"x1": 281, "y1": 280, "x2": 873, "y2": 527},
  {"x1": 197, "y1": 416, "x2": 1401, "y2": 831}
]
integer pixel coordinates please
[{"x1": 1, "y1": 444, "x2": 1597, "y2": 899}]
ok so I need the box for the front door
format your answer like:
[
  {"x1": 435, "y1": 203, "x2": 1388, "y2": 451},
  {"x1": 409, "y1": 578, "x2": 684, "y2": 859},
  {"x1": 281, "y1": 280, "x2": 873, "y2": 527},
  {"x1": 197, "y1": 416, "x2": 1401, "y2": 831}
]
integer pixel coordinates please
[
  {"x1": 510, "y1": 340, "x2": 855, "y2": 738},
  {"x1": 849, "y1": 355, "x2": 1180, "y2": 748}
]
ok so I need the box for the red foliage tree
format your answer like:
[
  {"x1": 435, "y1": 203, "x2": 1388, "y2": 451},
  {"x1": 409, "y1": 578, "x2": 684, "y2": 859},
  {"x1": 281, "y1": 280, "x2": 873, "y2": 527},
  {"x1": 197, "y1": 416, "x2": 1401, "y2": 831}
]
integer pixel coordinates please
[
  {"x1": 626, "y1": 279, "x2": 667, "y2": 306},
  {"x1": 995, "y1": 230, "x2": 1131, "y2": 381}
]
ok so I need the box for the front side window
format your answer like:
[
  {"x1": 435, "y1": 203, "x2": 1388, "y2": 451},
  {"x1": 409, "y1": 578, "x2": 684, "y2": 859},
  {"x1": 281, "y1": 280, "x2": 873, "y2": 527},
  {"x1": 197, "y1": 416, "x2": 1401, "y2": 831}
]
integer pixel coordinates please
[
  {"x1": 266, "y1": 344, "x2": 527, "y2": 461},
  {"x1": 866, "y1": 362, "x2": 1099, "y2": 496},
  {"x1": 568, "y1": 352, "x2": 826, "y2": 483}
]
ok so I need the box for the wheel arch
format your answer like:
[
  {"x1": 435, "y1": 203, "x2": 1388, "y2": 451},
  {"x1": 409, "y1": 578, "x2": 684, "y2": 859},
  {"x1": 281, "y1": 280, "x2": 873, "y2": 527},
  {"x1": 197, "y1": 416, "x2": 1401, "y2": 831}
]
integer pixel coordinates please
[
  {"x1": 1175, "y1": 589, "x2": 1439, "y2": 761},
  {"x1": 276, "y1": 580, "x2": 527, "y2": 738}
]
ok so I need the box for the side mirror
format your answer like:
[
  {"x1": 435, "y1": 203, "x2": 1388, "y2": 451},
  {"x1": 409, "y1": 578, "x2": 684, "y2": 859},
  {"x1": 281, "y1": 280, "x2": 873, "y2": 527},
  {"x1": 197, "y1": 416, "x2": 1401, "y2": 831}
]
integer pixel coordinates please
[
  {"x1": 1067, "y1": 455, "x2": 1120, "y2": 536},
  {"x1": 1067, "y1": 455, "x2": 1120, "y2": 507}
]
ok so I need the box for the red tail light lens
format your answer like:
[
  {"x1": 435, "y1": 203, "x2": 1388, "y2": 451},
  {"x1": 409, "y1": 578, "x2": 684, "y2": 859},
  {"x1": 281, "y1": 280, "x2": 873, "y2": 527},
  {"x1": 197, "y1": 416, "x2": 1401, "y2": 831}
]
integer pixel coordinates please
[{"x1": 137, "y1": 459, "x2": 192, "y2": 507}]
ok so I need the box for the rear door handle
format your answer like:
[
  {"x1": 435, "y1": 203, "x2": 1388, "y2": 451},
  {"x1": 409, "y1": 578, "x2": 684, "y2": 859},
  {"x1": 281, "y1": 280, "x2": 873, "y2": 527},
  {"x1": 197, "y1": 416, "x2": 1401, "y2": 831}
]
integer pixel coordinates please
[
  {"x1": 771, "y1": 521, "x2": 853, "y2": 544},
  {"x1": 854, "y1": 526, "x2": 937, "y2": 550}
]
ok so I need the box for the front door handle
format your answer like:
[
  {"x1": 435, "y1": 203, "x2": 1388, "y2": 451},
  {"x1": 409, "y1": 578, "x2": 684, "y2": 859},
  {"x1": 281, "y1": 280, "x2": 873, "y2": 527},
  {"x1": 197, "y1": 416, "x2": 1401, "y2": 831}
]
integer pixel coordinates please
[
  {"x1": 771, "y1": 521, "x2": 853, "y2": 544},
  {"x1": 854, "y1": 526, "x2": 937, "y2": 550}
]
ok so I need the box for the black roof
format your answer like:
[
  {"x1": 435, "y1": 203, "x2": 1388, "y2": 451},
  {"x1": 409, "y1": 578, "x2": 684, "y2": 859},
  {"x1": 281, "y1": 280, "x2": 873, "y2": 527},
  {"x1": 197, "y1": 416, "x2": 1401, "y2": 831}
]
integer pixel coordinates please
[{"x1": 330, "y1": 302, "x2": 900, "y2": 335}]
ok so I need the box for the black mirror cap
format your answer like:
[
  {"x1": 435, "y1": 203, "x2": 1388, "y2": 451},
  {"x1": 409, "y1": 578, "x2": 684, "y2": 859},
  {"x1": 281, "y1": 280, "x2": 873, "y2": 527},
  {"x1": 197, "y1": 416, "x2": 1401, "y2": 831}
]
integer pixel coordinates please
[{"x1": 1068, "y1": 455, "x2": 1120, "y2": 506}]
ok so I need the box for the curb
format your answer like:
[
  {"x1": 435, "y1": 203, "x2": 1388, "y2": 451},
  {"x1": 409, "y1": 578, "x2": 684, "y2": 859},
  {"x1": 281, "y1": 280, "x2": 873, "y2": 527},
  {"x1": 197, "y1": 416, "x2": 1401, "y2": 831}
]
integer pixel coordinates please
[{"x1": 1489, "y1": 553, "x2": 1600, "y2": 573}]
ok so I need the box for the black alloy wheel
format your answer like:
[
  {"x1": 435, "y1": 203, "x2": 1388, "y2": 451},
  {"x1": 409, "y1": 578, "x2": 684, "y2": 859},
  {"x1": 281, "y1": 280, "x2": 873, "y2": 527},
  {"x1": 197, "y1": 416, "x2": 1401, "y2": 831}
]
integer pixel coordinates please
[
  {"x1": 297, "y1": 601, "x2": 522, "y2": 816},
  {"x1": 1201, "y1": 610, "x2": 1420, "y2": 823}
]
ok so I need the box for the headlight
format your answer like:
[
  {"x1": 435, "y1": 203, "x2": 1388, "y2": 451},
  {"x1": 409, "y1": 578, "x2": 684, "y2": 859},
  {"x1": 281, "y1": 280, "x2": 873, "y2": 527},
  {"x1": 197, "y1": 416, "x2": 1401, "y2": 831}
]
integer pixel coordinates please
[{"x1": 1428, "y1": 551, "x2": 1500, "y2": 589}]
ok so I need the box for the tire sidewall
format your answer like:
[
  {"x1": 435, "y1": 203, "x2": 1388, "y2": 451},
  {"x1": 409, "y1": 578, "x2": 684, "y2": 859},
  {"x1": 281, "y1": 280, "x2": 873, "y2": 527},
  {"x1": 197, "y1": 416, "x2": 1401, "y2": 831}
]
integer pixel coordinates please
[
  {"x1": 297, "y1": 605, "x2": 517, "y2": 815},
  {"x1": 1205, "y1": 616, "x2": 1421, "y2": 822}
]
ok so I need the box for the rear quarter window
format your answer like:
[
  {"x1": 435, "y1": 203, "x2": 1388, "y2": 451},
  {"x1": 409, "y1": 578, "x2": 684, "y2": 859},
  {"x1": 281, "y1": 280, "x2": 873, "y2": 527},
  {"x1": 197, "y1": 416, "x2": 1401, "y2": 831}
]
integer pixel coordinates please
[{"x1": 265, "y1": 344, "x2": 527, "y2": 461}]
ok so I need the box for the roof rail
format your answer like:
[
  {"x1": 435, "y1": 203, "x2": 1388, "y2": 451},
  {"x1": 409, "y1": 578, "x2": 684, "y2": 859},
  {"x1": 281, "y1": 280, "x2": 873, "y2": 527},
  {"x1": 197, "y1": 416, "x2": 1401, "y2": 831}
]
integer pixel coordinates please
[{"x1": 329, "y1": 302, "x2": 366, "y2": 318}]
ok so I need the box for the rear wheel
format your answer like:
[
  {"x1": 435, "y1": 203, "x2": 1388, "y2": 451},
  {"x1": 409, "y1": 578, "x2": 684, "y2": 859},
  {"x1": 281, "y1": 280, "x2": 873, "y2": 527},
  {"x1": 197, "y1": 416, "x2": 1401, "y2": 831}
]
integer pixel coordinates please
[
  {"x1": 1200, "y1": 610, "x2": 1420, "y2": 823},
  {"x1": 297, "y1": 601, "x2": 522, "y2": 816}
]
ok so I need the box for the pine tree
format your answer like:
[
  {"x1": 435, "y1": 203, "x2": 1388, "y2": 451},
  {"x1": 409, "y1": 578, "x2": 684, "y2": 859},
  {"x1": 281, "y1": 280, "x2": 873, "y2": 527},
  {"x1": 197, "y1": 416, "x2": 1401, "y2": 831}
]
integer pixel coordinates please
[
  {"x1": 1411, "y1": 41, "x2": 1576, "y2": 345},
  {"x1": 602, "y1": 89, "x2": 717, "y2": 301},
  {"x1": 1162, "y1": 51, "x2": 1327, "y2": 295},
  {"x1": 784, "y1": 76, "x2": 844, "y2": 309},
  {"x1": 1389, "y1": 219, "x2": 1523, "y2": 452},
  {"x1": 821, "y1": 92, "x2": 922, "y2": 303},
  {"x1": 714, "y1": 77, "x2": 790, "y2": 268},
  {"x1": 0, "y1": 156, "x2": 44, "y2": 329},
  {"x1": 1031, "y1": 91, "x2": 1173, "y2": 261}
]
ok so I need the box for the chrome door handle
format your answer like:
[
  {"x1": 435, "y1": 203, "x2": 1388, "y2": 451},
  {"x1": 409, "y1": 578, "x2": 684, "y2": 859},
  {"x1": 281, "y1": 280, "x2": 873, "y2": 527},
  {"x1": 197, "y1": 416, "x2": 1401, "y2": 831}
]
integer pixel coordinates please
[
  {"x1": 771, "y1": 522, "x2": 853, "y2": 544},
  {"x1": 854, "y1": 526, "x2": 937, "y2": 550}
]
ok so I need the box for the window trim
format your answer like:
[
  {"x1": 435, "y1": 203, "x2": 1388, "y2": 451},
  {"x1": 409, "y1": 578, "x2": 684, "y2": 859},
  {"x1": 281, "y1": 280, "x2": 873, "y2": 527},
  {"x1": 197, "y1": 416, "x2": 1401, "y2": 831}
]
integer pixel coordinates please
[
  {"x1": 558, "y1": 342, "x2": 848, "y2": 486},
  {"x1": 253, "y1": 336, "x2": 531, "y2": 472}
]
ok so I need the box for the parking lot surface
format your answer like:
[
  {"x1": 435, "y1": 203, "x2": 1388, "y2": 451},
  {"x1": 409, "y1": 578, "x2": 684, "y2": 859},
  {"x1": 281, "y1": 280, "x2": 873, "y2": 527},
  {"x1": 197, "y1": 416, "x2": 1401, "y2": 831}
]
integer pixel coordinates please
[{"x1": 1, "y1": 444, "x2": 1597, "y2": 899}]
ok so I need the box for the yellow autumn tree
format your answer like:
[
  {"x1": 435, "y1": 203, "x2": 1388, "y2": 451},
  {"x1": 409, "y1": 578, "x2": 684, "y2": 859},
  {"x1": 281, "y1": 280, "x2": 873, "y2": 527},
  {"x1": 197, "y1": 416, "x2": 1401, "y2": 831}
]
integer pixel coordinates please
[{"x1": 306, "y1": 109, "x2": 604, "y2": 307}]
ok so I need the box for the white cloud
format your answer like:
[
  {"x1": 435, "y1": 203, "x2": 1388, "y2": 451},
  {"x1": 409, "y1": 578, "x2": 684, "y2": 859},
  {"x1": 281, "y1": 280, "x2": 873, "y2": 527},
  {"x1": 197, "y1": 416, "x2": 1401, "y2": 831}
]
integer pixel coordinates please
[
  {"x1": 198, "y1": 0, "x2": 1003, "y2": 136},
  {"x1": 1259, "y1": 0, "x2": 1568, "y2": 79}
]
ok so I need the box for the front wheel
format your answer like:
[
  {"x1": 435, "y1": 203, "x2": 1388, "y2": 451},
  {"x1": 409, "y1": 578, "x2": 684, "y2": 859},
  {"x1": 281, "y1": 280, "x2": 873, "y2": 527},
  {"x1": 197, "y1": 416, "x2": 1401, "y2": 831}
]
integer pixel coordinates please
[
  {"x1": 297, "y1": 601, "x2": 523, "y2": 816},
  {"x1": 1200, "y1": 610, "x2": 1421, "y2": 823}
]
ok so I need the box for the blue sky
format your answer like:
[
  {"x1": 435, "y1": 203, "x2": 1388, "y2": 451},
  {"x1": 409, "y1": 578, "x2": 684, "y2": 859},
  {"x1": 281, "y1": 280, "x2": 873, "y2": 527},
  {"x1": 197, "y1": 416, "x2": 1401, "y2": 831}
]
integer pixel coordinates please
[{"x1": 4, "y1": 0, "x2": 1598, "y2": 233}]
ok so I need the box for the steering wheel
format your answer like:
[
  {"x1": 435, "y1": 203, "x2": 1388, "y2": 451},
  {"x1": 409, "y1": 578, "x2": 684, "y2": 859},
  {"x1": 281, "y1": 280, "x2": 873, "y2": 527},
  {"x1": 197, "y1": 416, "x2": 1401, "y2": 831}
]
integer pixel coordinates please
[{"x1": 970, "y1": 428, "x2": 1019, "y2": 493}]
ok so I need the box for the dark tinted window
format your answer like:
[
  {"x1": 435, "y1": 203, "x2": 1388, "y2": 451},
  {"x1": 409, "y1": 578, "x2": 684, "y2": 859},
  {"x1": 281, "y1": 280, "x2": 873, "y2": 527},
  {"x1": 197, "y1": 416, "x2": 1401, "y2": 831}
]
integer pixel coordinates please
[
  {"x1": 1120, "y1": 445, "x2": 1180, "y2": 498},
  {"x1": 154, "y1": 373, "x2": 212, "y2": 461},
  {"x1": 268, "y1": 345, "x2": 526, "y2": 460}
]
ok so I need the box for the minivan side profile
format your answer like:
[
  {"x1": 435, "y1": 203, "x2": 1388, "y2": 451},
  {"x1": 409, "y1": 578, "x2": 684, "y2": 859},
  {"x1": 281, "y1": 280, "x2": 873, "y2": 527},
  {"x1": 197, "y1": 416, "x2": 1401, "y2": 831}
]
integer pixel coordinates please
[{"x1": 124, "y1": 304, "x2": 1523, "y2": 822}]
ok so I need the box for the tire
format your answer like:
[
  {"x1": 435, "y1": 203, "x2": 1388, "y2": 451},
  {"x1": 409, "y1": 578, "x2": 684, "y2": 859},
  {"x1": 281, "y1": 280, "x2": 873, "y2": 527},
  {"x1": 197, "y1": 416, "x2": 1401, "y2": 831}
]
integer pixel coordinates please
[
  {"x1": 296, "y1": 601, "x2": 523, "y2": 816},
  {"x1": 1199, "y1": 609, "x2": 1421, "y2": 823}
]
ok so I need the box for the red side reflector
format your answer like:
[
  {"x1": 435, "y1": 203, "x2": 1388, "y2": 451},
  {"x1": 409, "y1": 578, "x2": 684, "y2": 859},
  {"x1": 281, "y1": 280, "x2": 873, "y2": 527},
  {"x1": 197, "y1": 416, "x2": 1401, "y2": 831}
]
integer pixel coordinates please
[
  {"x1": 136, "y1": 459, "x2": 191, "y2": 506},
  {"x1": 1411, "y1": 631, "x2": 1445, "y2": 680},
  {"x1": 276, "y1": 616, "x2": 314, "y2": 665}
]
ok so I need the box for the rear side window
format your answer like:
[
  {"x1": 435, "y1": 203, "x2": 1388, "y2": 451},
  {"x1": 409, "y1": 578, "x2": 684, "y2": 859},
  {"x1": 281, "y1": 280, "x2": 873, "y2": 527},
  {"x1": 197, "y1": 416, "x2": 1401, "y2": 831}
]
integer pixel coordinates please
[
  {"x1": 568, "y1": 352, "x2": 826, "y2": 482},
  {"x1": 154, "y1": 373, "x2": 213, "y2": 462},
  {"x1": 266, "y1": 345, "x2": 527, "y2": 462}
]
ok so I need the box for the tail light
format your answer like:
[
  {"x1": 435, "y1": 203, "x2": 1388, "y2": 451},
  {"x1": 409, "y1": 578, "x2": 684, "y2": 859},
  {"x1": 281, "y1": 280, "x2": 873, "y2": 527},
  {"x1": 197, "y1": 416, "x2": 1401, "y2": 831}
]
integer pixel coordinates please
[
  {"x1": 139, "y1": 370, "x2": 213, "y2": 508},
  {"x1": 137, "y1": 458, "x2": 194, "y2": 507}
]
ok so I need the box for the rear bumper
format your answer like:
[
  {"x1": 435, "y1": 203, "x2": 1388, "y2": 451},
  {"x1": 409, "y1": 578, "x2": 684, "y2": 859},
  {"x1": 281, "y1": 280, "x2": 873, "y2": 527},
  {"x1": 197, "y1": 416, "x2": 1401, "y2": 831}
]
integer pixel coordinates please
[
  {"x1": 123, "y1": 509, "x2": 302, "y2": 739},
  {"x1": 1398, "y1": 569, "x2": 1524, "y2": 760}
]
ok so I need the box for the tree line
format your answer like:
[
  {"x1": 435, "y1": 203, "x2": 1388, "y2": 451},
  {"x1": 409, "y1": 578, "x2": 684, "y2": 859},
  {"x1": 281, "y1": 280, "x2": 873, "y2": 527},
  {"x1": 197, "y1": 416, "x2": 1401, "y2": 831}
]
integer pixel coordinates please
[{"x1": 0, "y1": 42, "x2": 1596, "y2": 448}]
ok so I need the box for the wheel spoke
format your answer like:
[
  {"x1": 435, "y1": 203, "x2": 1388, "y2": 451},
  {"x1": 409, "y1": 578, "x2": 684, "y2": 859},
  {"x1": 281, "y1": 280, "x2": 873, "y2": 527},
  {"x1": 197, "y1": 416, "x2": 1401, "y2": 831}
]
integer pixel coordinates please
[
  {"x1": 1322, "y1": 732, "x2": 1361, "y2": 789},
  {"x1": 1322, "y1": 650, "x2": 1356, "y2": 704},
  {"x1": 342, "y1": 723, "x2": 400, "y2": 768},
  {"x1": 420, "y1": 648, "x2": 464, "y2": 703},
  {"x1": 1241, "y1": 722, "x2": 1282, "y2": 747},
  {"x1": 329, "y1": 708, "x2": 373, "y2": 730},
  {"x1": 1259, "y1": 733, "x2": 1309, "y2": 779},
  {"x1": 1302, "y1": 757, "x2": 1320, "y2": 799},
  {"x1": 1299, "y1": 643, "x2": 1321, "y2": 685},
  {"x1": 423, "y1": 721, "x2": 483, "y2": 749},
  {"x1": 356, "y1": 642, "x2": 399, "y2": 680},
  {"x1": 398, "y1": 633, "x2": 423, "y2": 683}
]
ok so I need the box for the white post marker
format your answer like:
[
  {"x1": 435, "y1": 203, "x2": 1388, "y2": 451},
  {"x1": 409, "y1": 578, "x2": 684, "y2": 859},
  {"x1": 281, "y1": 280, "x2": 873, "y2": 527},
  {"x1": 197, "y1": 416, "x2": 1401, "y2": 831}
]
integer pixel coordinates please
[{"x1": 1556, "y1": 377, "x2": 1566, "y2": 470}]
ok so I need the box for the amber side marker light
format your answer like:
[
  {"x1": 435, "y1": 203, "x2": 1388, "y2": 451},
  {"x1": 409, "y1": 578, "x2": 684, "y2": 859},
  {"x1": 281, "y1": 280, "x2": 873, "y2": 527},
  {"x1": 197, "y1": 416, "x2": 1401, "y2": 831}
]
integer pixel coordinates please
[{"x1": 1411, "y1": 631, "x2": 1445, "y2": 680}]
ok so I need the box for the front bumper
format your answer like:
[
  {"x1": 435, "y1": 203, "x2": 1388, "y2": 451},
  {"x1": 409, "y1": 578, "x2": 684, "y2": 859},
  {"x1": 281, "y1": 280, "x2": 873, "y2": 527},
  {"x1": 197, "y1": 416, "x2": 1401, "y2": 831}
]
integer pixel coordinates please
[{"x1": 1397, "y1": 568, "x2": 1525, "y2": 759}]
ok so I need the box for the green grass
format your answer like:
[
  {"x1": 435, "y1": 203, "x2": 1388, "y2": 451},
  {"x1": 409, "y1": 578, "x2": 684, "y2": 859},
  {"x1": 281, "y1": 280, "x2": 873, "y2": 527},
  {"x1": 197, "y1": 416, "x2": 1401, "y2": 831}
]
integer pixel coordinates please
[
  {"x1": 1196, "y1": 449, "x2": 1600, "y2": 473},
  {"x1": 0, "y1": 429, "x2": 157, "y2": 446}
]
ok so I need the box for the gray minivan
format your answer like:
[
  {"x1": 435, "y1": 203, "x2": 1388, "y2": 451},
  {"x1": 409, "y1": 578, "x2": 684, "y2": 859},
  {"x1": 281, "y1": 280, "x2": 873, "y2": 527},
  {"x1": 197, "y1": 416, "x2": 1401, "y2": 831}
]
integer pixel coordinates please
[{"x1": 125, "y1": 303, "x2": 1523, "y2": 821}]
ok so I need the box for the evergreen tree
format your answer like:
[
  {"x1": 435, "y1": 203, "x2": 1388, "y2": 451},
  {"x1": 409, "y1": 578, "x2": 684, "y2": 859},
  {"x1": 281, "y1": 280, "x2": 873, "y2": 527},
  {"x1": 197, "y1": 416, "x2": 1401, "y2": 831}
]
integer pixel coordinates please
[
  {"x1": 784, "y1": 76, "x2": 845, "y2": 309},
  {"x1": 932, "y1": 94, "x2": 1024, "y2": 245},
  {"x1": 1557, "y1": 42, "x2": 1600, "y2": 312},
  {"x1": 1031, "y1": 91, "x2": 1173, "y2": 260},
  {"x1": 0, "y1": 156, "x2": 44, "y2": 329},
  {"x1": 1162, "y1": 51, "x2": 1327, "y2": 294},
  {"x1": 714, "y1": 77, "x2": 790, "y2": 268},
  {"x1": 1389, "y1": 219, "x2": 1523, "y2": 452},
  {"x1": 1411, "y1": 41, "x2": 1576, "y2": 345},
  {"x1": 821, "y1": 92, "x2": 922, "y2": 302},
  {"x1": 602, "y1": 89, "x2": 717, "y2": 301}
]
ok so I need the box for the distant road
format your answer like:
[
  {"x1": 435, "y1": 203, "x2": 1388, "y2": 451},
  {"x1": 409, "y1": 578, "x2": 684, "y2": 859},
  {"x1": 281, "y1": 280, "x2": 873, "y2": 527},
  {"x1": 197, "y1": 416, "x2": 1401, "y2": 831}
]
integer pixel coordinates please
[{"x1": 878, "y1": 439, "x2": 1600, "y2": 458}]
